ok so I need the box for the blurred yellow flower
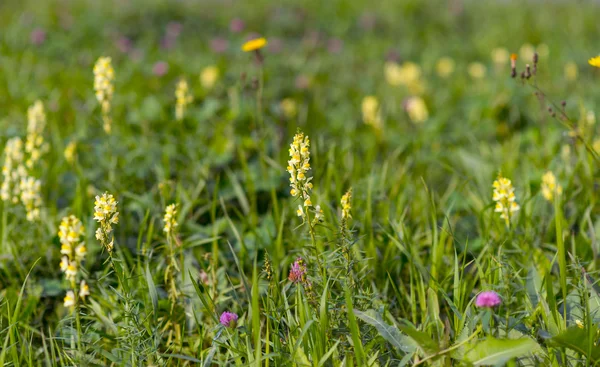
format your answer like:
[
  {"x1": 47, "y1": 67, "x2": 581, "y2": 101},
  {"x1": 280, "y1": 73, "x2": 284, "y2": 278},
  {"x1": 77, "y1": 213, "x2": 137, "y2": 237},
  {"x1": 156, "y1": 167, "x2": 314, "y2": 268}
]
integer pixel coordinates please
[
  {"x1": 64, "y1": 141, "x2": 77, "y2": 164},
  {"x1": 564, "y1": 62, "x2": 578, "y2": 81},
  {"x1": 491, "y1": 48, "x2": 509, "y2": 65},
  {"x1": 468, "y1": 62, "x2": 486, "y2": 79},
  {"x1": 280, "y1": 98, "x2": 297, "y2": 118},
  {"x1": 405, "y1": 96, "x2": 429, "y2": 123},
  {"x1": 93, "y1": 56, "x2": 115, "y2": 133},
  {"x1": 541, "y1": 171, "x2": 562, "y2": 202},
  {"x1": 242, "y1": 37, "x2": 267, "y2": 52},
  {"x1": 200, "y1": 65, "x2": 219, "y2": 90},
  {"x1": 436, "y1": 57, "x2": 455, "y2": 78},
  {"x1": 175, "y1": 78, "x2": 193, "y2": 120},
  {"x1": 385, "y1": 61, "x2": 422, "y2": 87},
  {"x1": 519, "y1": 43, "x2": 535, "y2": 62},
  {"x1": 362, "y1": 96, "x2": 382, "y2": 128},
  {"x1": 588, "y1": 56, "x2": 600, "y2": 68},
  {"x1": 537, "y1": 43, "x2": 549, "y2": 58},
  {"x1": 587, "y1": 111, "x2": 596, "y2": 125},
  {"x1": 340, "y1": 188, "x2": 352, "y2": 219}
]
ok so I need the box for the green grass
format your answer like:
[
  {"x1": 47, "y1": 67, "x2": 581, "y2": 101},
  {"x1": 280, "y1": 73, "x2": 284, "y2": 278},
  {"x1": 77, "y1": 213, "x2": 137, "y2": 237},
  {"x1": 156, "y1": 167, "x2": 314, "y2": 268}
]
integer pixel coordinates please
[{"x1": 0, "y1": 0, "x2": 600, "y2": 365}]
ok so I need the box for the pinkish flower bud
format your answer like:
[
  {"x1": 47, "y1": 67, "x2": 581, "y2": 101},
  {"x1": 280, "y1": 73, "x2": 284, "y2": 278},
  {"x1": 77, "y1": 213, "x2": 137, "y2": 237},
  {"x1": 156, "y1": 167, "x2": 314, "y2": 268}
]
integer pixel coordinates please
[{"x1": 219, "y1": 311, "x2": 238, "y2": 327}]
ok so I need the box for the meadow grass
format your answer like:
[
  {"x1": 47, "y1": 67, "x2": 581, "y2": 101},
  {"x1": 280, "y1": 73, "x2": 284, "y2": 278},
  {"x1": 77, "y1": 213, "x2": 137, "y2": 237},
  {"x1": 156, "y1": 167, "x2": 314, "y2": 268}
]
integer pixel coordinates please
[{"x1": 1, "y1": 0, "x2": 600, "y2": 365}]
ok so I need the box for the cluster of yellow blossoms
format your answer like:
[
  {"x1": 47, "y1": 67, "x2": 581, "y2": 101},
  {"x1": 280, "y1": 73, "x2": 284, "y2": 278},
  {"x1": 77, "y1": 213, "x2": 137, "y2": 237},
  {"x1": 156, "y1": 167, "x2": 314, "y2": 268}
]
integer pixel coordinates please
[
  {"x1": 94, "y1": 192, "x2": 119, "y2": 253},
  {"x1": 492, "y1": 175, "x2": 520, "y2": 226},
  {"x1": 541, "y1": 171, "x2": 562, "y2": 202},
  {"x1": 1, "y1": 101, "x2": 47, "y2": 221},
  {"x1": 361, "y1": 96, "x2": 382, "y2": 129},
  {"x1": 93, "y1": 56, "x2": 115, "y2": 133},
  {"x1": 341, "y1": 189, "x2": 352, "y2": 220},
  {"x1": 163, "y1": 203, "x2": 178, "y2": 235},
  {"x1": 384, "y1": 61, "x2": 424, "y2": 94},
  {"x1": 288, "y1": 132, "x2": 323, "y2": 223},
  {"x1": 58, "y1": 215, "x2": 89, "y2": 307},
  {"x1": 175, "y1": 78, "x2": 193, "y2": 121},
  {"x1": 25, "y1": 100, "x2": 48, "y2": 168}
]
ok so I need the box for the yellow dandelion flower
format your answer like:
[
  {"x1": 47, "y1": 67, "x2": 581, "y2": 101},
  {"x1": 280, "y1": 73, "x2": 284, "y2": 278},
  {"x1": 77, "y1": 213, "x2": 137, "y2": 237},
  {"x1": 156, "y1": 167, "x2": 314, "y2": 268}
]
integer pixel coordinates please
[
  {"x1": 242, "y1": 37, "x2": 267, "y2": 52},
  {"x1": 589, "y1": 56, "x2": 600, "y2": 68}
]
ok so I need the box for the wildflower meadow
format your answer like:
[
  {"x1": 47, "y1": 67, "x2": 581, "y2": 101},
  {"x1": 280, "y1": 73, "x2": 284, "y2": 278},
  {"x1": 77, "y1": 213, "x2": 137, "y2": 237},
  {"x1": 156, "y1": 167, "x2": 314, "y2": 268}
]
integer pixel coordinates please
[{"x1": 1, "y1": 0, "x2": 600, "y2": 365}]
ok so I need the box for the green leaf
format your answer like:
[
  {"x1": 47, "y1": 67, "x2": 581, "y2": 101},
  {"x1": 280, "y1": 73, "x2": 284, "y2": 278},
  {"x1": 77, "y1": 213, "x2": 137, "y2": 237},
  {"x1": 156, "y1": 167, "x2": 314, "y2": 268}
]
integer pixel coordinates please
[
  {"x1": 549, "y1": 326, "x2": 600, "y2": 363},
  {"x1": 354, "y1": 310, "x2": 416, "y2": 353},
  {"x1": 464, "y1": 337, "x2": 539, "y2": 366},
  {"x1": 398, "y1": 322, "x2": 439, "y2": 356},
  {"x1": 145, "y1": 262, "x2": 158, "y2": 317}
]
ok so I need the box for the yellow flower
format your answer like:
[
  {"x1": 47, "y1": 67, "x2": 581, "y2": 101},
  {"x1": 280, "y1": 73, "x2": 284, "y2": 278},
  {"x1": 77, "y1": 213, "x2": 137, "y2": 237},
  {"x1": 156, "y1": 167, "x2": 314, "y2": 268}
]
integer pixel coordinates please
[
  {"x1": 341, "y1": 189, "x2": 352, "y2": 219},
  {"x1": 93, "y1": 56, "x2": 115, "y2": 133},
  {"x1": 362, "y1": 96, "x2": 382, "y2": 129},
  {"x1": 64, "y1": 290, "x2": 75, "y2": 308},
  {"x1": 19, "y1": 176, "x2": 42, "y2": 221},
  {"x1": 280, "y1": 98, "x2": 297, "y2": 119},
  {"x1": 242, "y1": 37, "x2": 267, "y2": 52},
  {"x1": 519, "y1": 43, "x2": 535, "y2": 62},
  {"x1": 79, "y1": 280, "x2": 90, "y2": 299},
  {"x1": 589, "y1": 56, "x2": 600, "y2": 68},
  {"x1": 468, "y1": 62, "x2": 486, "y2": 79},
  {"x1": 564, "y1": 62, "x2": 578, "y2": 81},
  {"x1": 64, "y1": 141, "x2": 77, "y2": 164},
  {"x1": 163, "y1": 203, "x2": 178, "y2": 235},
  {"x1": 94, "y1": 192, "x2": 119, "y2": 253},
  {"x1": 491, "y1": 48, "x2": 509, "y2": 65},
  {"x1": 436, "y1": 57, "x2": 455, "y2": 78},
  {"x1": 541, "y1": 171, "x2": 562, "y2": 202},
  {"x1": 492, "y1": 175, "x2": 519, "y2": 226},
  {"x1": 576, "y1": 319, "x2": 584, "y2": 329},
  {"x1": 288, "y1": 132, "x2": 312, "y2": 204},
  {"x1": 200, "y1": 65, "x2": 219, "y2": 90},
  {"x1": 405, "y1": 96, "x2": 429, "y2": 123},
  {"x1": 175, "y1": 78, "x2": 193, "y2": 121}
]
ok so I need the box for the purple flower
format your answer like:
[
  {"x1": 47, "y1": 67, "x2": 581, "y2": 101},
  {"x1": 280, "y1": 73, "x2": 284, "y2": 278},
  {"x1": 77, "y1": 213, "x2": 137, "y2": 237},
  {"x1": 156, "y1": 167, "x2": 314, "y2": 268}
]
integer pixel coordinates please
[
  {"x1": 229, "y1": 18, "x2": 245, "y2": 33},
  {"x1": 220, "y1": 311, "x2": 238, "y2": 327},
  {"x1": 30, "y1": 28, "x2": 46, "y2": 46},
  {"x1": 116, "y1": 36, "x2": 132, "y2": 53},
  {"x1": 166, "y1": 22, "x2": 182, "y2": 38},
  {"x1": 152, "y1": 61, "x2": 169, "y2": 76},
  {"x1": 210, "y1": 37, "x2": 229, "y2": 54},
  {"x1": 288, "y1": 257, "x2": 307, "y2": 283},
  {"x1": 475, "y1": 291, "x2": 501, "y2": 308}
]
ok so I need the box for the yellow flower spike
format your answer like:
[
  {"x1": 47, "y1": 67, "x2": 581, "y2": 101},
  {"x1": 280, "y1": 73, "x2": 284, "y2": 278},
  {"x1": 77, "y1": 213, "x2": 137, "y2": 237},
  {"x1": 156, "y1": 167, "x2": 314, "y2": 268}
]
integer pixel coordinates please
[
  {"x1": 341, "y1": 189, "x2": 352, "y2": 219},
  {"x1": 541, "y1": 171, "x2": 562, "y2": 202},
  {"x1": 242, "y1": 37, "x2": 267, "y2": 52},
  {"x1": 163, "y1": 203, "x2": 179, "y2": 235},
  {"x1": 492, "y1": 174, "x2": 519, "y2": 227},
  {"x1": 589, "y1": 56, "x2": 600, "y2": 68}
]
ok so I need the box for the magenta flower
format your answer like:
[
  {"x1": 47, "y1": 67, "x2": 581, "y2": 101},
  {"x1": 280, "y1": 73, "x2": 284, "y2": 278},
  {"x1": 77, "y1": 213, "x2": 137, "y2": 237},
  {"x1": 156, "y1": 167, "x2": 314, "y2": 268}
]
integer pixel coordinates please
[
  {"x1": 152, "y1": 61, "x2": 169, "y2": 76},
  {"x1": 30, "y1": 28, "x2": 46, "y2": 46},
  {"x1": 288, "y1": 257, "x2": 307, "y2": 283},
  {"x1": 210, "y1": 37, "x2": 229, "y2": 54},
  {"x1": 475, "y1": 291, "x2": 501, "y2": 308},
  {"x1": 220, "y1": 311, "x2": 238, "y2": 327},
  {"x1": 229, "y1": 18, "x2": 245, "y2": 33}
]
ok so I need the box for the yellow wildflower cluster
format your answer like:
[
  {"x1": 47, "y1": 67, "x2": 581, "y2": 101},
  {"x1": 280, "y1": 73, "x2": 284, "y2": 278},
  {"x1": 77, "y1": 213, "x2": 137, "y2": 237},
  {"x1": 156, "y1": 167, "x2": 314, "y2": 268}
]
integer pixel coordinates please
[
  {"x1": 1, "y1": 136, "x2": 43, "y2": 221},
  {"x1": 341, "y1": 188, "x2": 352, "y2": 219},
  {"x1": 384, "y1": 61, "x2": 424, "y2": 94},
  {"x1": 163, "y1": 203, "x2": 178, "y2": 235},
  {"x1": 58, "y1": 215, "x2": 89, "y2": 308},
  {"x1": 541, "y1": 171, "x2": 562, "y2": 202},
  {"x1": 175, "y1": 78, "x2": 193, "y2": 120},
  {"x1": 93, "y1": 56, "x2": 115, "y2": 133},
  {"x1": 362, "y1": 96, "x2": 382, "y2": 129},
  {"x1": 405, "y1": 96, "x2": 429, "y2": 123},
  {"x1": 492, "y1": 175, "x2": 520, "y2": 226},
  {"x1": 25, "y1": 100, "x2": 48, "y2": 168},
  {"x1": 200, "y1": 65, "x2": 219, "y2": 90},
  {"x1": 589, "y1": 56, "x2": 600, "y2": 68},
  {"x1": 94, "y1": 192, "x2": 119, "y2": 253},
  {"x1": 288, "y1": 132, "x2": 317, "y2": 219}
]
